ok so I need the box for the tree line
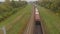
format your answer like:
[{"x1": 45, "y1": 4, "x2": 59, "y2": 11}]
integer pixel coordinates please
[
  {"x1": 37, "y1": 0, "x2": 60, "y2": 15},
  {"x1": 0, "y1": 1, "x2": 27, "y2": 22}
]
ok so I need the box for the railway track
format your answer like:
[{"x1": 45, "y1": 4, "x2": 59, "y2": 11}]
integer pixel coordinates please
[
  {"x1": 23, "y1": 5, "x2": 43, "y2": 34},
  {"x1": 33, "y1": 5, "x2": 43, "y2": 34},
  {"x1": 33, "y1": 21, "x2": 43, "y2": 34}
]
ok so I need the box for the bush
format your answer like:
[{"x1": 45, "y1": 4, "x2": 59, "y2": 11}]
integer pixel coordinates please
[{"x1": 37, "y1": 0, "x2": 60, "y2": 14}]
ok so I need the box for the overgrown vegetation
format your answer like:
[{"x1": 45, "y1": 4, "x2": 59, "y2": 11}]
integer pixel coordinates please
[
  {"x1": 0, "y1": 1, "x2": 27, "y2": 22},
  {"x1": 39, "y1": 6, "x2": 60, "y2": 34},
  {"x1": 37, "y1": 0, "x2": 60, "y2": 15},
  {"x1": 0, "y1": 3, "x2": 32, "y2": 34}
]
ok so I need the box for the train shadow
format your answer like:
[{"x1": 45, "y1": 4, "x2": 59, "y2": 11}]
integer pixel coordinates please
[
  {"x1": 35, "y1": 21, "x2": 41, "y2": 25},
  {"x1": 34, "y1": 21, "x2": 43, "y2": 34}
]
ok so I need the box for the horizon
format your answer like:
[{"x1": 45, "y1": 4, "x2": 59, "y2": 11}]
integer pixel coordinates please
[{"x1": 0, "y1": 0, "x2": 38, "y2": 2}]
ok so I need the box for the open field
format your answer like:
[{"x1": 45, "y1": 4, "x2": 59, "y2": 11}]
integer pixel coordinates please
[
  {"x1": 0, "y1": 5, "x2": 32, "y2": 34},
  {"x1": 39, "y1": 6, "x2": 60, "y2": 34}
]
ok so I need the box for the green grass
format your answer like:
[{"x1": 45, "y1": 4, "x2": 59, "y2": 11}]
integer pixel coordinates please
[
  {"x1": 7, "y1": 8, "x2": 32, "y2": 34},
  {"x1": 1, "y1": 5, "x2": 32, "y2": 34},
  {"x1": 6, "y1": 5, "x2": 32, "y2": 34},
  {"x1": 0, "y1": 5, "x2": 29, "y2": 27},
  {"x1": 39, "y1": 6, "x2": 60, "y2": 34}
]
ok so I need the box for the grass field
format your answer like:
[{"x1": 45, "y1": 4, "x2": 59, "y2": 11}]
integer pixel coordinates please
[
  {"x1": 39, "y1": 6, "x2": 60, "y2": 34},
  {"x1": 0, "y1": 5, "x2": 32, "y2": 34}
]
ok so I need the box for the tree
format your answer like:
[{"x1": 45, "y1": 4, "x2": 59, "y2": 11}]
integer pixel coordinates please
[{"x1": 5, "y1": 0, "x2": 10, "y2": 3}]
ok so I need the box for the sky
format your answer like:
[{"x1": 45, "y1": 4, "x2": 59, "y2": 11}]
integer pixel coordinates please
[
  {"x1": 0, "y1": 0, "x2": 5, "y2": 2},
  {"x1": 26, "y1": 0, "x2": 37, "y2": 1},
  {"x1": 0, "y1": 0, "x2": 38, "y2": 2}
]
